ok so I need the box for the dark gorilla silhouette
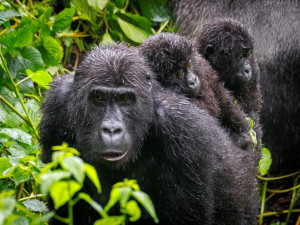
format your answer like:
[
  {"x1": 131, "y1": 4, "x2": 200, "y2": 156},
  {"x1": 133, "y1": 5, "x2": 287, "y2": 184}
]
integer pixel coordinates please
[
  {"x1": 39, "y1": 43, "x2": 259, "y2": 225},
  {"x1": 170, "y1": 0, "x2": 300, "y2": 173},
  {"x1": 140, "y1": 32, "x2": 252, "y2": 150},
  {"x1": 195, "y1": 18, "x2": 262, "y2": 149}
]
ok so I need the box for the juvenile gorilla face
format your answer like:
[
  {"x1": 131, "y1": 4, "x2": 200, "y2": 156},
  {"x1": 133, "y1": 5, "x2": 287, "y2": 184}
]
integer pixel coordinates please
[
  {"x1": 140, "y1": 33, "x2": 201, "y2": 97},
  {"x1": 197, "y1": 18, "x2": 254, "y2": 90},
  {"x1": 69, "y1": 44, "x2": 153, "y2": 167}
]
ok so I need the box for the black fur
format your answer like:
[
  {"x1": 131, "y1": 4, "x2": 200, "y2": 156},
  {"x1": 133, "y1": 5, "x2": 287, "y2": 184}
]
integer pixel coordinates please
[
  {"x1": 39, "y1": 43, "x2": 259, "y2": 225},
  {"x1": 195, "y1": 18, "x2": 262, "y2": 149},
  {"x1": 140, "y1": 32, "x2": 253, "y2": 150},
  {"x1": 170, "y1": 0, "x2": 300, "y2": 174}
]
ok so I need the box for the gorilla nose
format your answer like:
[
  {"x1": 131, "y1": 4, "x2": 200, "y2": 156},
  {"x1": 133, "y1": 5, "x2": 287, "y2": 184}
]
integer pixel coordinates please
[
  {"x1": 187, "y1": 76, "x2": 197, "y2": 88},
  {"x1": 101, "y1": 121, "x2": 124, "y2": 142},
  {"x1": 243, "y1": 65, "x2": 252, "y2": 78}
]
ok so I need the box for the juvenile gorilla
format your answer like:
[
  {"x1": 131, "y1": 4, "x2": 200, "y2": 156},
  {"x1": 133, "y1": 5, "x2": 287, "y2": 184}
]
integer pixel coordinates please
[
  {"x1": 196, "y1": 18, "x2": 262, "y2": 148},
  {"x1": 39, "y1": 43, "x2": 259, "y2": 225},
  {"x1": 170, "y1": 0, "x2": 300, "y2": 174},
  {"x1": 140, "y1": 32, "x2": 252, "y2": 150}
]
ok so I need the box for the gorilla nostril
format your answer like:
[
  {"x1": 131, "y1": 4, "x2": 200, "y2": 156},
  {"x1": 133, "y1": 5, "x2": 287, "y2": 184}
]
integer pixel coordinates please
[
  {"x1": 244, "y1": 69, "x2": 249, "y2": 74},
  {"x1": 102, "y1": 127, "x2": 111, "y2": 134},
  {"x1": 113, "y1": 128, "x2": 123, "y2": 135}
]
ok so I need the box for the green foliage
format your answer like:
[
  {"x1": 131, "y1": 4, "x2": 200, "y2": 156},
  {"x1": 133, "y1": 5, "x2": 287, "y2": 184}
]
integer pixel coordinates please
[{"x1": 259, "y1": 147, "x2": 272, "y2": 176}]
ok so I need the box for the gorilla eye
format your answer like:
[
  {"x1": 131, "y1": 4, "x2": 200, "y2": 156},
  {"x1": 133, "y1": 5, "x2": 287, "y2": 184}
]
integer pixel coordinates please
[
  {"x1": 123, "y1": 95, "x2": 129, "y2": 102},
  {"x1": 237, "y1": 54, "x2": 243, "y2": 61},
  {"x1": 188, "y1": 63, "x2": 192, "y2": 68},
  {"x1": 96, "y1": 95, "x2": 104, "y2": 101},
  {"x1": 178, "y1": 72, "x2": 183, "y2": 76}
]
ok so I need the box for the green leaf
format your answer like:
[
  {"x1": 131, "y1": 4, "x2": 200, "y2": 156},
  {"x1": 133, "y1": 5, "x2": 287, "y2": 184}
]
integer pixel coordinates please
[
  {"x1": 12, "y1": 167, "x2": 32, "y2": 186},
  {"x1": 137, "y1": 0, "x2": 170, "y2": 22},
  {"x1": 50, "y1": 180, "x2": 81, "y2": 209},
  {"x1": 0, "y1": 9, "x2": 20, "y2": 25},
  {"x1": 23, "y1": 199, "x2": 49, "y2": 213},
  {"x1": 20, "y1": 46, "x2": 45, "y2": 71},
  {"x1": 87, "y1": 0, "x2": 109, "y2": 11},
  {"x1": 40, "y1": 170, "x2": 71, "y2": 194},
  {"x1": 100, "y1": 33, "x2": 114, "y2": 45},
  {"x1": 259, "y1": 147, "x2": 272, "y2": 176},
  {"x1": 126, "y1": 200, "x2": 141, "y2": 222},
  {"x1": 120, "y1": 12, "x2": 152, "y2": 32},
  {"x1": 115, "y1": 0, "x2": 126, "y2": 8},
  {"x1": 84, "y1": 163, "x2": 101, "y2": 193},
  {"x1": 38, "y1": 7, "x2": 52, "y2": 23},
  {"x1": 19, "y1": 17, "x2": 40, "y2": 33},
  {"x1": 25, "y1": 69, "x2": 52, "y2": 89},
  {"x1": 132, "y1": 191, "x2": 159, "y2": 223},
  {"x1": 53, "y1": 8, "x2": 76, "y2": 33},
  {"x1": 0, "y1": 128, "x2": 32, "y2": 145},
  {"x1": 104, "y1": 187, "x2": 120, "y2": 212},
  {"x1": 119, "y1": 187, "x2": 131, "y2": 207},
  {"x1": 40, "y1": 36, "x2": 64, "y2": 66},
  {"x1": 0, "y1": 158, "x2": 12, "y2": 177},
  {"x1": 117, "y1": 17, "x2": 150, "y2": 43},
  {"x1": 78, "y1": 192, "x2": 104, "y2": 213},
  {"x1": 1, "y1": 28, "x2": 33, "y2": 49},
  {"x1": 75, "y1": 38, "x2": 84, "y2": 51},
  {"x1": 62, "y1": 156, "x2": 85, "y2": 184},
  {"x1": 30, "y1": 211, "x2": 55, "y2": 225},
  {"x1": 70, "y1": 0, "x2": 97, "y2": 23},
  {"x1": 94, "y1": 216, "x2": 125, "y2": 225}
]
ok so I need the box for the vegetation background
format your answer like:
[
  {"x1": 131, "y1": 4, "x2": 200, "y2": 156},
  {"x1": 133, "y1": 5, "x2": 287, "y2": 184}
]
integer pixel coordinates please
[{"x1": 0, "y1": 0, "x2": 299, "y2": 224}]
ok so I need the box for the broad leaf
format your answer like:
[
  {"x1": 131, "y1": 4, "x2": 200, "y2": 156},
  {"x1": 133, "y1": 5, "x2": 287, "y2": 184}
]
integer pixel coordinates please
[
  {"x1": 40, "y1": 36, "x2": 63, "y2": 66},
  {"x1": 259, "y1": 147, "x2": 272, "y2": 176},
  {"x1": 0, "y1": 9, "x2": 20, "y2": 25},
  {"x1": 62, "y1": 156, "x2": 85, "y2": 184},
  {"x1": 87, "y1": 0, "x2": 109, "y2": 11},
  {"x1": 23, "y1": 199, "x2": 49, "y2": 213},
  {"x1": 19, "y1": 17, "x2": 40, "y2": 33},
  {"x1": 0, "y1": 128, "x2": 32, "y2": 145},
  {"x1": 94, "y1": 216, "x2": 125, "y2": 225},
  {"x1": 100, "y1": 33, "x2": 114, "y2": 45},
  {"x1": 137, "y1": 0, "x2": 170, "y2": 22},
  {"x1": 84, "y1": 163, "x2": 101, "y2": 193},
  {"x1": 132, "y1": 191, "x2": 159, "y2": 223},
  {"x1": 117, "y1": 18, "x2": 150, "y2": 43},
  {"x1": 20, "y1": 46, "x2": 45, "y2": 71},
  {"x1": 70, "y1": 0, "x2": 97, "y2": 23},
  {"x1": 126, "y1": 200, "x2": 141, "y2": 222},
  {"x1": 25, "y1": 69, "x2": 52, "y2": 89},
  {"x1": 1, "y1": 28, "x2": 33, "y2": 49},
  {"x1": 12, "y1": 167, "x2": 32, "y2": 186},
  {"x1": 0, "y1": 158, "x2": 12, "y2": 177},
  {"x1": 50, "y1": 180, "x2": 81, "y2": 209},
  {"x1": 40, "y1": 170, "x2": 71, "y2": 194},
  {"x1": 53, "y1": 8, "x2": 76, "y2": 32}
]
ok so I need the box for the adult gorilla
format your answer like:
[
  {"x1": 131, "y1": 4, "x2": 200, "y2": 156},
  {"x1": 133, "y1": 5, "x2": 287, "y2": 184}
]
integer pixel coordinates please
[
  {"x1": 170, "y1": 0, "x2": 300, "y2": 174},
  {"x1": 40, "y1": 43, "x2": 259, "y2": 224}
]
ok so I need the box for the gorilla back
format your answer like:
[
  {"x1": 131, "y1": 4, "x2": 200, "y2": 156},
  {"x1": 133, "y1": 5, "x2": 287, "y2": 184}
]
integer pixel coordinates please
[{"x1": 39, "y1": 43, "x2": 259, "y2": 224}]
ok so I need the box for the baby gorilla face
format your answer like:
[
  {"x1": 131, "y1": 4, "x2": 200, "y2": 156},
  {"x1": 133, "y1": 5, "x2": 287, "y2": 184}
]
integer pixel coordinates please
[{"x1": 171, "y1": 60, "x2": 201, "y2": 96}]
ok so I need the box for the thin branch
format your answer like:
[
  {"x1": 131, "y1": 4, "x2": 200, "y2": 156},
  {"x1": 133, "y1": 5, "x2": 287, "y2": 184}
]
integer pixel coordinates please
[
  {"x1": 285, "y1": 177, "x2": 298, "y2": 223},
  {"x1": 261, "y1": 209, "x2": 300, "y2": 218},
  {"x1": 257, "y1": 170, "x2": 300, "y2": 181},
  {"x1": 17, "y1": 182, "x2": 25, "y2": 200},
  {"x1": 267, "y1": 184, "x2": 300, "y2": 193},
  {"x1": 259, "y1": 181, "x2": 268, "y2": 225},
  {"x1": 19, "y1": 194, "x2": 47, "y2": 202},
  {"x1": 157, "y1": 21, "x2": 169, "y2": 34}
]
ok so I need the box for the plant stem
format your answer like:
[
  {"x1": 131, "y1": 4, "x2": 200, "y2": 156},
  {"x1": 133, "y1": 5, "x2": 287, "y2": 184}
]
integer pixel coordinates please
[
  {"x1": 53, "y1": 214, "x2": 70, "y2": 224},
  {"x1": 157, "y1": 21, "x2": 169, "y2": 34},
  {"x1": 17, "y1": 182, "x2": 25, "y2": 200},
  {"x1": 0, "y1": 95, "x2": 30, "y2": 125},
  {"x1": 0, "y1": 48, "x2": 39, "y2": 137},
  {"x1": 19, "y1": 194, "x2": 47, "y2": 202},
  {"x1": 261, "y1": 209, "x2": 300, "y2": 217},
  {"x1": 267, "y1": 184, "x2": 300, "y2": 193},
  {"x1": 257, "y1": 170, "x2": 300, "y2": 181},
  {"x1": 259, "y1": 181, "x2": 268, "y2": 225},
  {"x1": 285, "y1": 177, "x2": 298, "y2": 223}
]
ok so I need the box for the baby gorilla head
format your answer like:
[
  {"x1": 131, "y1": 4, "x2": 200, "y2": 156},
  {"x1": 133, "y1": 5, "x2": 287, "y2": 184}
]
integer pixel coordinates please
[
  {"x1": 140, "y1": 32, "x2": 201, "y2": 97},
  {"x1": 196, "y1": 18, "x2": 254, "y2": 90}
]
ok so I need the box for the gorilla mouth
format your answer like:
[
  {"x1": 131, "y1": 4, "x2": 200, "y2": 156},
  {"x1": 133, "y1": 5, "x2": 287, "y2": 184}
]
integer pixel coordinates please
[{"x1": 101, "y1": 150, "x2": 128, "y2": 162}]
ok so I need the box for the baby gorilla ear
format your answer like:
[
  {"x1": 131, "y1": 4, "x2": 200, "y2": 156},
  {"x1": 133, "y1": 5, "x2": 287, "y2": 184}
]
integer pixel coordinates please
[{"x1": 204, "y1": 44, "x2": 214, "y2": 59}]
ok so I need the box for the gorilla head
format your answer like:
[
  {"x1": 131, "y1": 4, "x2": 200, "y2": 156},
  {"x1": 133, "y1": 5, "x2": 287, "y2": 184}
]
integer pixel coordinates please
[
  {"x1": 140, "y1": 32, "x2": 201, "y2": 97},
  {"x1": 196, "y1": 18, "x2": 254, "y2": 90},
  {"x1": 69, "y1": 44, "x2": 153, "y2": 167}
]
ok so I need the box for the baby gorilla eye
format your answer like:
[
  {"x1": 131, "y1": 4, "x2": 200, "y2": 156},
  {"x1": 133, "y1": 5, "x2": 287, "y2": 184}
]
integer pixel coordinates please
[
  {"x1": 96, "y1": 95, "x2": 104, "y2": 102},
  {"x1": 237, "y1": 54, "x2": 243, "y2": 61},
  {"x1": 188, "y1": 63, "x2": 192, "y2": 68},
  {"x1": 123, "y1": 95, "x2": 129, "y2": 102}
]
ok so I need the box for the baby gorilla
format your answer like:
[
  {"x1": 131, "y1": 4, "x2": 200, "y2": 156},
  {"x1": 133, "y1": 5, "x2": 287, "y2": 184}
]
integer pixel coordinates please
[
  {"x1": 140, "y1": 32, "x2": 252, "y2": 150},
  {"x1": 196, "y1": 18, "x2": 262, "y2": 147}
]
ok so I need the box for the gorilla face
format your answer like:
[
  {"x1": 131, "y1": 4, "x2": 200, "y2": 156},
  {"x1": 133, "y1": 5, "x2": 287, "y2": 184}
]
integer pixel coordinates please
[{"x1": 69, "y1": 44, "x2": 154, "y2": 167}]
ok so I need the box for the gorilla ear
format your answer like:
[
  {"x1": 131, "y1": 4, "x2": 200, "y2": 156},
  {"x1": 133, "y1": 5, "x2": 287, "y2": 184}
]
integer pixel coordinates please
[{"x1": 205, "y1": 44, "x2": 214, "y2": 58}]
